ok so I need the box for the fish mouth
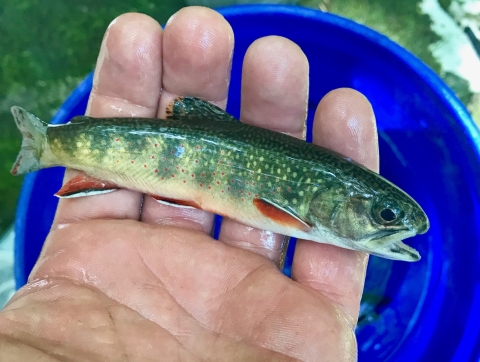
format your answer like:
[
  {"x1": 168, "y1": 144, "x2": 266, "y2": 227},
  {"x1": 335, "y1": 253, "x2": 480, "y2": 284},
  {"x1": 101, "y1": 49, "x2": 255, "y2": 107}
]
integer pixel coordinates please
[
  {"x1": 363, "y1": 230, "x2": 420, "y2": 262},
  {"x1": 412, "y1": 213, "x2": 430, "y2": 235}
]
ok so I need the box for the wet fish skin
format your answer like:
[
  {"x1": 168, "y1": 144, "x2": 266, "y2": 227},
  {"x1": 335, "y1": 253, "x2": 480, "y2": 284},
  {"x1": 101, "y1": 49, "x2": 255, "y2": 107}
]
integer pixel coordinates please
[{"x1": 10, "y1": 98, "x2": 429, "y2": 261}]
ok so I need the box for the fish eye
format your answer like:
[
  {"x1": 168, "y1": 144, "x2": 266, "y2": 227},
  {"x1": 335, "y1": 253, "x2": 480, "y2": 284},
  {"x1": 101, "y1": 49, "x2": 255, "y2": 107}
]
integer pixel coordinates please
[
  {"x1": 380, "y1": 208, "x2": 397, "y2": 222},
  {"x1": 372, "y1": 198, "x2": 404, "y2": 225}
]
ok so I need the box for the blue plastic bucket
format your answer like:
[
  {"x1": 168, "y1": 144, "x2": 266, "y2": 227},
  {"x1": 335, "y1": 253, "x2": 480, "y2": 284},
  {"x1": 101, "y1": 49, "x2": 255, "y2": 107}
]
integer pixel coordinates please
[{"x1": 14, "y1": 5, "x2": 480, "y2": 361}]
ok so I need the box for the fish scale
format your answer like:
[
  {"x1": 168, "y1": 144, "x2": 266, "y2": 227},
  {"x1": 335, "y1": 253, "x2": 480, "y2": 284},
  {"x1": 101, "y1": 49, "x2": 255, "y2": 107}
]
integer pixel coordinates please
[{"x1": 9, "y1": 97, "x2": 429, "y2": 261}]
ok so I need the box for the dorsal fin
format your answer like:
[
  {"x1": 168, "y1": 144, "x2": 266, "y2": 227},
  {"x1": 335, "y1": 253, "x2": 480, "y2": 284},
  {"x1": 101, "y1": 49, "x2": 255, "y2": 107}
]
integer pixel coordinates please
[{"x1": 166, "y1": 97, "x2": 238, "y2": 122}]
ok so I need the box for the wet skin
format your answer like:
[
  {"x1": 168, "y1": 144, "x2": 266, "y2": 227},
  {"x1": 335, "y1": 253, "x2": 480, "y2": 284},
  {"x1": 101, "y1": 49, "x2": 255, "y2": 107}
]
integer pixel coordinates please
[{"x1": 0, "y1": 8, "x2": 380, "y2": 361}]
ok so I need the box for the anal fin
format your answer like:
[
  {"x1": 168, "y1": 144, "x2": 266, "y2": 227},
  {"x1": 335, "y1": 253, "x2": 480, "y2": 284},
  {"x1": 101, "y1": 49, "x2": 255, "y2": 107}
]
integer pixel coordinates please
[{"x1": 55, "y1": 174, "x2": 119, "y2": 198}]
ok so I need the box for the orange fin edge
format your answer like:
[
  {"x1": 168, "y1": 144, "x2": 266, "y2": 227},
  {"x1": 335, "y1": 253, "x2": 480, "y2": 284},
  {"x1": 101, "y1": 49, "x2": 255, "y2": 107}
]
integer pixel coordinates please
[
  {"x1": 55, "y1": 174, "x2": 119, "y2": 198},
  {"x1": 253, "y1": 198, "x2": 311, "y2": 232}
]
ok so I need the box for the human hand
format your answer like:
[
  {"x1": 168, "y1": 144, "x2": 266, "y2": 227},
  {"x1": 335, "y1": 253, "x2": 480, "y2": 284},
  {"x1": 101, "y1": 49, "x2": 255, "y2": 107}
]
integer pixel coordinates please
[{"x1": 0, "y1": 7, "x2": 378, "y2": 361}]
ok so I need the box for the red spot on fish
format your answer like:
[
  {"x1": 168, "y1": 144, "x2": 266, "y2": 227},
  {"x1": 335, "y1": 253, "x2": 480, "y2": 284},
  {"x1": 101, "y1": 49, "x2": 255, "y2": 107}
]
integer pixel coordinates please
[
  {"x1": 241, "y1": 190, "x2": 244, "y2": 194},
  {"x1": 152, "y1": 155, "x2": 155, "y2": 159},
  {"x1": 255, "y1": 194, "x2": 258, "y2": 197},
  {"x1": 208, "y1": 186, "x2": 211, "y2": 189},
  {"x1": 183, "y1": 180, "x2": 186, "y2": 183},
  {"x1": 195, "y1": 159, "x2": 199, "y2": 163},
  {"x1": 228, "y1": 187, "x2": 231, "y2": 191},
  {"x1": 196, "y1": 146, "x2": 200, "y2": 149},
  {"x1": 200, "y1": 183, "x2": 203, "y2": 187},
  {"x1": 288, "y1": 187, "x2": 291, "y2": 192},
  {"x1": 248, "y1": 192, "x2": 251, "y2": 196},
  {"x1": 231, "y1": 180, "x2": 235, "y2": 183},
  {"x1": 171, "y1": 174, "x2": 175, "y2": 178},
  {"x1": 213, "y1": 172, "x2": 216, "y2": 176},
  {"x1": 250, "y1": 171, "x2": 254, "y2": 175},
  {"x1": 253, "y1": 182, "x2": 256, "y2": 186},
  {"x1": 246, "y1": 182, "x2": 249, "y2": 185},
  {"x1": 116, "y1": 160, "x2": 119, "y2": 163},
  {"x1": 165, "y1": 168, "x2": 168, "y2": 171},
  {"x1": 154, "y1": 144, "x2": 158, "y2": 147},
  {"x1": 253, "y1": 199, "x2": 311, "y2": 231},
  {"x1": 238, "y1": 180, "x2": 242, "y2": 184},
  {"x1": 171, "y1": 150, "x2": 175, "y2": 154},
  {"x1": 131, "y1": 161, "x2": 134, "y2": 164},
  {"x1": 242, "y1": 198, "x2": 244, "y2": 201},
  {"x1": 221, "y1": 172, "x2": 225, "y2": 176},
  {"x1": 202, "y1": 173, "x2": 205, "y2": 177},
  {"x1": 176, "y1": 166, "x2": 179, "y2": 170},
  {"x1": 231, "y1": 170, "x2": 234, "y2": 173},
  {"x1": 144, "y1": 164, "x2": 147, "y2": 168},
  {"x1": 163, "y1": 157, "x2": 166, "y2": 161},
  {"x1": 277, "y1": 187, "x2": 280, "y2": 192},
  {"x1": 228, "y1": 162, "x2": 231, "y2": 166},
  {"x1": 216, "y1": 181, "x2": 220, "y2": 185},
  {"x1": 155, "y1": 169, "x2": 158, "y2": 173},
  {"x1": 191, "y1": 174, "x2": 195, "y2": 178},
  {"x1": 181, "y1": 144, "x2": 184, "y2": 148},
  {"x1": 161, "y1": 177, "x2": 165, "y2": 180},
  {"x1": 115, "y1": 138, "x2": 119, "y2": 142},
  {"x1": 260, "y1": 184, "x2": 263, "y2": 188},
  {"x1": 181, "y1": 169, "x2": 184, "y2": 173}
]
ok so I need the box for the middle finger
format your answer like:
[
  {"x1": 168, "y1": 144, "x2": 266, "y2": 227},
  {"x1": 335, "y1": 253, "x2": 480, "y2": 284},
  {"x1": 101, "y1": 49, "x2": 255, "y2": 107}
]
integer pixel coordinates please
[{"x1": 218, "y1": 36, "x2": 309, "y2": 263}]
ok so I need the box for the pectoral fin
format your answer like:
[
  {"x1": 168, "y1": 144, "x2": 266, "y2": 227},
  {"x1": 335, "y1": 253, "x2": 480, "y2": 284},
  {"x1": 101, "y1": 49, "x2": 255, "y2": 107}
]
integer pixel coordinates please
[
  {"x1": 253, "y1": 198, "x2": 311, "y2": 232},
  {"x1": 166, "y1": 97, "x2": 238, "y2": 122},
  {"x1": 55, "y1": 174, "x2": 119, "y2": 198}
]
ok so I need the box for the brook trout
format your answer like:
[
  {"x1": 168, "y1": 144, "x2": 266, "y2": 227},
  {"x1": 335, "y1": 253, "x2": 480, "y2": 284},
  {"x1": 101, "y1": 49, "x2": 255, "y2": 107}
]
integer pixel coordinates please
[{"x1": 10, "y1": 97, "x2": 429, "y2": 261}]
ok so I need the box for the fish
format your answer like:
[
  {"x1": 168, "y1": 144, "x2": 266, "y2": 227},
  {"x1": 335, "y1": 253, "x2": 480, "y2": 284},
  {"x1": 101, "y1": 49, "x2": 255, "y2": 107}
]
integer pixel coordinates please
[{"x1": 10, "y1": 97, "x2": 429, "y2": 261}]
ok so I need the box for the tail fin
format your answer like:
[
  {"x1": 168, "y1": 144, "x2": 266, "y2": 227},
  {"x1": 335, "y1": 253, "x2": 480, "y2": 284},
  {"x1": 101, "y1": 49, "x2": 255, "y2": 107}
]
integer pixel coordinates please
[{"x1": 10, "y1": 106, "x2": 48, "y2": 176}]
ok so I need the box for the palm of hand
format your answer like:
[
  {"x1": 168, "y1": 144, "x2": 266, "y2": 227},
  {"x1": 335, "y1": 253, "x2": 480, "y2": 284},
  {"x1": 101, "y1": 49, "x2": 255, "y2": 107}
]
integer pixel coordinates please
[{"x1": 1, "y1": 7, "x2": 379, "y2": 362}]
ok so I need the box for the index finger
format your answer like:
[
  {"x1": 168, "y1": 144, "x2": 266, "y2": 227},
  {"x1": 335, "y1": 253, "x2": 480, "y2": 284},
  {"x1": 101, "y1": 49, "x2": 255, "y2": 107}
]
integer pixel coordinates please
[{"x1": 291, "y1": 88, "x2": 379, "y2": 323}]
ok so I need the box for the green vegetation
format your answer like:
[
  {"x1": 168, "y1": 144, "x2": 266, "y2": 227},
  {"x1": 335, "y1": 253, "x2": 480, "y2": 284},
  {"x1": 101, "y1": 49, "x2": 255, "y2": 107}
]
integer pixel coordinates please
[
  {"x1": 0, "y1": 0, "x2": 186, "y2": 234},
  {"x1": 300, "y1": 0, "x2": 473, "y2": 106},
  {"x1": 302, "y1": 0, "x2": 443, "y2": 73}
]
